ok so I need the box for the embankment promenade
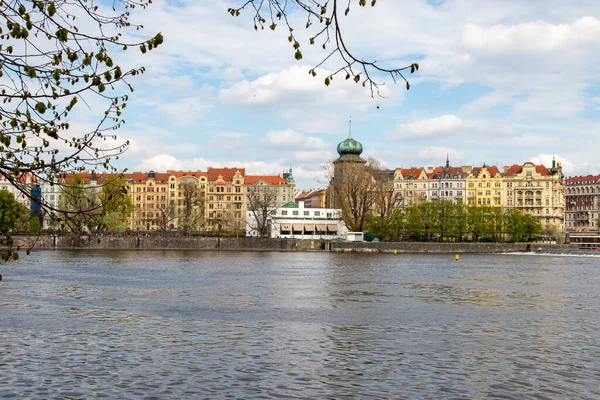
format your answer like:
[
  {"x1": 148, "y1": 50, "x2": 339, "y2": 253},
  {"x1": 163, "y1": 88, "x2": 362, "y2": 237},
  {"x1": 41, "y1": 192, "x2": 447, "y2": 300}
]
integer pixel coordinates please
[{"x1": 7, "y1": 235, "x2": 582, "y2": 253}]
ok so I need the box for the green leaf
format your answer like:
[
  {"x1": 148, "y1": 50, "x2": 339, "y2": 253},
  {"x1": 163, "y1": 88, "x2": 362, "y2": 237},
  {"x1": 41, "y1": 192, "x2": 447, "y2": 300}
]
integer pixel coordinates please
[
  {"x1": 325, "y1": 77, "x2": 330, "y2": 86},
  {"x1": 294, "y1": 49, "x2": 302, "y2": 60}
]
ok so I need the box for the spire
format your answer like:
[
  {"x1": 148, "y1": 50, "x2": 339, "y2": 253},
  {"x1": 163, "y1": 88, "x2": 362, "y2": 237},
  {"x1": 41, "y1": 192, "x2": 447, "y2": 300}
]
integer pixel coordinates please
[
  {"x1": 348, "y1": 116, "x2": 353, "y2": 139},
  {"x1": 445, "y1": 153, "x2": 450, "y2": 168}
]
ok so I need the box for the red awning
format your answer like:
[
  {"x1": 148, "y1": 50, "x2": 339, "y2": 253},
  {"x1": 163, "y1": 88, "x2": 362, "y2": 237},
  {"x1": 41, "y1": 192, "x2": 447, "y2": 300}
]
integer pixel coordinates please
[
  {"x1": 316, "y1": 224, "x2": 327, "y2": 232},
  {"x1": 327, "y1": 224, "x2": 338, "y2": 232},
  {"x1": 280, "y1": 223, "x2": 291, "y2": 231},
  {"x1": 304, "y1": 224, "x2": 315, "y2": 232},
  {"x1": 292, "y1": 224, "x2": 303, "y2": 231}
]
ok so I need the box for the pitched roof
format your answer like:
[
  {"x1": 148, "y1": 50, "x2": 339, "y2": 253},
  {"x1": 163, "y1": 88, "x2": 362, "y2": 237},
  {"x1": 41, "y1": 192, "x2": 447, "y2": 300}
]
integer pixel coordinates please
[
  {"x1": 566, "y1": 175, "x2": 600, "y2": 184},
  {"x1": 296, "y1": 189, "x2": 326, "y2": 200},
  {"x1": 207, "y1": 167, "x2": 245, "y2": 182},
  {"x1": 166, "y1": 170, "x2": 208, "y2": 179},
  {"x1": 504, "y1": 163, "x2": 551, "y2": 177},
  {"x1": 429, "y1": 166, "x2": 467, "y2": 178},
  {"x1": 396, "y1": 167, "x2": 426, "y2": 179}
]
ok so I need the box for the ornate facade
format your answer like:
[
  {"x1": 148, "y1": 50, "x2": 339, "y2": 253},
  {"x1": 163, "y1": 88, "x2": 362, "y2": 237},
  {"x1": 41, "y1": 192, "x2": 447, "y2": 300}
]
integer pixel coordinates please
[{"x1": 564, "y1": 175, "x2": 600, "y2": 230}]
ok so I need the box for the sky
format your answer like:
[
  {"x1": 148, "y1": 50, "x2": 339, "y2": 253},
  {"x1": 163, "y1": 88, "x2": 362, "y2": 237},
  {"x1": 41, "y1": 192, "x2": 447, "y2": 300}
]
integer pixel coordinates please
[{"x1": 73, "y1": 0, "x2": 600, "y2": 189}]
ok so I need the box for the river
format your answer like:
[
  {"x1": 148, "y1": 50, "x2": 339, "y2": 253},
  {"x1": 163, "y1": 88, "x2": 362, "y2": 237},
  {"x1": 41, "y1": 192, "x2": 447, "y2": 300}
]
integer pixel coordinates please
[{"x1": 1, "y1": 251, "x2": 599, "y2": 399}]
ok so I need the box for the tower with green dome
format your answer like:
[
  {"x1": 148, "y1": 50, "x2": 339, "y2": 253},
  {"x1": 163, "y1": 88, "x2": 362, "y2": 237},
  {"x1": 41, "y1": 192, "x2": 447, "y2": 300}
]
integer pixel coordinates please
[{"x1": 330, "y1": 119, "x2": 366, "y2": 207}]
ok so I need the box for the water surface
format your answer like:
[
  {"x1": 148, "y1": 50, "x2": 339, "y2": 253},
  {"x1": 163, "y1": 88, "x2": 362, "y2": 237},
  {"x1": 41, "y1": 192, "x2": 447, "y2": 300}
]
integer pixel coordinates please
[{"x1": 1, "y1": 251, "x2": 599, "y2": 398}]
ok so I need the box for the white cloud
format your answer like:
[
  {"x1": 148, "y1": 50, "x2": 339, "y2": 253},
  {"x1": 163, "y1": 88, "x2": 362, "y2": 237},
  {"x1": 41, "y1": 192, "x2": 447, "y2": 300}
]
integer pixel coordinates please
[
  {"x1": 263, "y1": 129, "x2": 328, "y2": 150},
  {"x1": 219, "y1": 65, "x2": 395, "y2": 133},
  {"x1": 388, "y1": 114, "x2": 517, "y2": 141},
  {"x1": 416, "y1": 147, "x2": 467, "y2": 165}
]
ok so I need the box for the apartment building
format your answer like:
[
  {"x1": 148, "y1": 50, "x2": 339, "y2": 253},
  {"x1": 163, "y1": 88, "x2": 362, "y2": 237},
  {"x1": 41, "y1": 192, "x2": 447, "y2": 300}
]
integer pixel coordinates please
[{"x1": 564, "y1": 175, "x2": 600, "y2": 230}]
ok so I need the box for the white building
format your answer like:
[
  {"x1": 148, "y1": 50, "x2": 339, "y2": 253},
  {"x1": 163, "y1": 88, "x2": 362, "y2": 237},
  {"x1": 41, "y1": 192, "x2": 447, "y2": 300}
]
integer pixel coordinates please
[
  {"x1": 0, "y1": 173, "x2": 36, "y2": 207},
  {"x1": 246, "y1": 200, "x2": 348, "y2": 240}
]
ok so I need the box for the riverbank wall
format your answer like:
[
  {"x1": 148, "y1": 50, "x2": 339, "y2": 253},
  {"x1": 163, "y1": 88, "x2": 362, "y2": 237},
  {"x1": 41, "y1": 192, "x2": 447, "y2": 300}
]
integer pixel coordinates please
[{"x1": 6, "y1": 235, "x2": 580, "y2": 253}]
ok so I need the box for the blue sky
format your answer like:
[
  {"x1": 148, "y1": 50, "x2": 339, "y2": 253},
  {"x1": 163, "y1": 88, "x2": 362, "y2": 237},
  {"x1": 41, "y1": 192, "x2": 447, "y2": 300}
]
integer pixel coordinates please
[{"x1": 75, "y1": 0, "x2": 600, "y2": 189}]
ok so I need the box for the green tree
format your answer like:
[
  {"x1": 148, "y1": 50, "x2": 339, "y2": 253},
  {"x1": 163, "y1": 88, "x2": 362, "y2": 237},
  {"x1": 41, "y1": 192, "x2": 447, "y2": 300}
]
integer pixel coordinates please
[
  {"x1": 523, "y1": 214, "x2": 542, "y2": 241},
  {"x1": 29, "y1": 217, "x2": 41, "y2": 234},
  {"x1": 0, "y1": 190, "x2": 30, "y2": 260},
  {"x1": 99, "y1": 176, "x2": 134, "y2": 232},
  {"x1": 0, "y1": 190, "x2": 26, "y2": 232},
  {"x1": 405, "y1": 205, "x2": 423, "y2": 240},
  {"x1": 231, "y1": 0, "x2": 418, "y2": 95},
  {"x1": 1, "y1": 1, "x2": 163, "y2": 257},
  {"x1": 448, "y1": 200, "x2": 468, "y2": 240},
  {"x1": 58, "y1": 176, "x2": 99, "y2": 232}
]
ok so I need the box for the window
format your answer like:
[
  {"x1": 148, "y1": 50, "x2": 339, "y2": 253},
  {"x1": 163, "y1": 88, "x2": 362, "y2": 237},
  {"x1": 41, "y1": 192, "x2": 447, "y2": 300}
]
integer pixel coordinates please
[
  {"x1": 315, "y1": 211, "x2": 321, "y2": 216},
  {"x1": 304, "y1": 211, "x2": 309, "y2": 216},
  {"x1": 293, "y1": 211, "x2": 299, "y2": 216},
  {"x1": 282, "y1": 211, "x2": 288, "y2": 216}
]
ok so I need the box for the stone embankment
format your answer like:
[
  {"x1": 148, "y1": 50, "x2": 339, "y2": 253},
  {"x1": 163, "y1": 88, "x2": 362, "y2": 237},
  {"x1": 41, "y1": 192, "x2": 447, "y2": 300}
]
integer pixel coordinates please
[{"x1": 6, "y1": 235, "x2": 581, "y2": 253}]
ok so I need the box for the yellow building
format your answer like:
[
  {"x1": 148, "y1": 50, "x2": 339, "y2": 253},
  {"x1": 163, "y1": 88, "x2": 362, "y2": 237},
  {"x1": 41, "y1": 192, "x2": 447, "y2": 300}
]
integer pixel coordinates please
[
  {"x1": 466, "y1": 165, "x2": 503, "y2": 207},
  {"x1": 503, "y1": 161, "x2": 564, "y2": 228},
  {"x1": 205, "y1": 168, "x2": 245, "y2": 231},
  {"x1": 393, "y1": 167, "x2": 429, "y2": 208},
  {"x1": 128, "y1": 171, "x2": 169, "y2": 232},
  {"x1": 245, "y1": 172, "x2": 296, "y2": 209},
  {"x1": 165, "y1": 171, "x2": 208, "y2": 230}
]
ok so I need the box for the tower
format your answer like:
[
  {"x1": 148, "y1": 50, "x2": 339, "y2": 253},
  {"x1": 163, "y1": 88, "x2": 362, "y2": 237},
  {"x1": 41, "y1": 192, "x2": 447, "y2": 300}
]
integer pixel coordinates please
[{"x1": 330, "y1": 119, "x2": 366, "y2": 207}]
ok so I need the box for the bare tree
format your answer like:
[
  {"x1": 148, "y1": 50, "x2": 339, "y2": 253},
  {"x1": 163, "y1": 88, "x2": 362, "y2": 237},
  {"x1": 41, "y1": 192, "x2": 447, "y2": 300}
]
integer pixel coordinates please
[
  {"x1": 229, "y1": 0, "x2": 419, "y2": 96},
  {"x1": 324, "y1": 159, "x2": 375, "y2": 232},
  {"x1": 370, "y1": 160, "x2": 402, "y2": 230},
  {"x1": 179, "y1": 182, "x2": 204, "y2": 235},
  {"x1": 246, "y1": 185, "x2": 279, "y2": 237},
  {"x1": 158, "y1": 202, "x2": 178, "y2": 231}
]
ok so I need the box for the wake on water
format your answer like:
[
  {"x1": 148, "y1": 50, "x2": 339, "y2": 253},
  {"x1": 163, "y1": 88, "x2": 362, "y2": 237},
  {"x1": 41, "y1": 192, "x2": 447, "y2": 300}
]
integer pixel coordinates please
[{"x1": 504, "y1": 251, "x2": 600, "y2": 258}]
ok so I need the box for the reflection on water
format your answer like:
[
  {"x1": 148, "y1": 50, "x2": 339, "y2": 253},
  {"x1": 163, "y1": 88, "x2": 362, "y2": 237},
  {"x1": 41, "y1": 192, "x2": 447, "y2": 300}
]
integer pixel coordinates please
[{"x1": 1, "y1": 250, "x2": 599, "y2": 398}]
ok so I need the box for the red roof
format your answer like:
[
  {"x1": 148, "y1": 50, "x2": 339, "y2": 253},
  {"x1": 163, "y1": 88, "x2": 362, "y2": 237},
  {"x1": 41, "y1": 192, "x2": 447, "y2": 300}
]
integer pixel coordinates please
[
  {"x1": 166, "y1": 171, "x2": 208, "y2": 179},
  {"x1": 471, "y1": 165, "x2": 501, "y2": 177},
  {"x1": 503, "y1": 163, "x2": 552, "y2": 177},
  {"x1": 207, "y1": 167, "x2": 245, "y2": 182},
  {"x1": 296, "y1": 189, "x2": 326, "y2": 200},
  {"x1": 397, "y1": 167, "x2": 426, "y2": 178},
  {"x1": 245, "y1": 175, "x2": 288, "y2": 185},
  {"x1": 566, "y1": 175, "x2": 600, "y2": 184},
  {"x1": 0, "y1": 172, "x2": 38, "y2": 184},
  {"x1": 428, "y1": 166, "x2": 466, "y2": 178}
]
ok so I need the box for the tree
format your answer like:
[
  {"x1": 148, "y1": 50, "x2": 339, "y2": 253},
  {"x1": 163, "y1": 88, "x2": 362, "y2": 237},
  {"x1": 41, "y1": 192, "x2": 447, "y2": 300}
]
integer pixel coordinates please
[
  {"x1": 98, "y1": 175, "x2": 134, "y2": 232},
  {"x1": 29, "y1": 216, "x2": 41, "y2": 234},
  {"x1": 1, "y1": 1, "x2": 163, "y2": 255},
  {"x1": 158, "y1": 202, "x2": 177, "y2": 231},
  {"x1": 0, "y1": 190, "x2": 26, "y2": 232},
  {"x1": 327, "y1": 160, "x2": 375, "y2": 232},
  {"x1": 57, "y1": 176, "x2": 99, "y2": 232},
  {"x1": 179, "y1": 182, "x2": 204, "y2": 235},
  {"x1": 230, "y1": 0, "x2": 419, "y2": 96},
  {"x1": 0, "y1": 190, "x2": 30, "y2": 260},
  {"x1": 246, "y1": 185, "x2": 279, "y2": 237},
  {"x1": 369, "y1": 161, "x2": 402, "y2": 238}
]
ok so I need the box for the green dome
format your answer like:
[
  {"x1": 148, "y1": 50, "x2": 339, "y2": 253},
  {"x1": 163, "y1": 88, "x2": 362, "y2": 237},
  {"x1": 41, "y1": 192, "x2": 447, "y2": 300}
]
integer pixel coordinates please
[{"x1": 337, "y1": 133, "x2": 363, "y2": 156}]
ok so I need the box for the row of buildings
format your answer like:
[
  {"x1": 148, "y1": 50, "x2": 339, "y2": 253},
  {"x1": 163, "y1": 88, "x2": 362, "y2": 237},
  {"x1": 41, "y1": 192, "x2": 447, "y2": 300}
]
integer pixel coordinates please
[{"x1": 1, "y1": 132, "x2": 599, "y2": 235}]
